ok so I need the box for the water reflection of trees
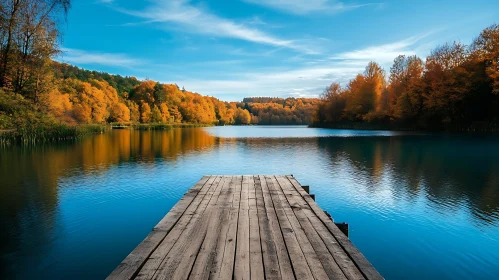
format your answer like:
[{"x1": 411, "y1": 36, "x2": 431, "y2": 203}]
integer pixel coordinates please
[
  {"x1": 0, "y1": 128, "x2": 216, "y2": 277},
  {"x1": 317, "y1": 135, "x2": 499, "y2": 225}
]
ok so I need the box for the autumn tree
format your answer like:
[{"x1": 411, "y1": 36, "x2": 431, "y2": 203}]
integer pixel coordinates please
[
  {"x1": 388, "y1": 55, "x2": 424, "y2": 120},
  {"x1": 109, "y1": 103, "x2": 130, "y2": 123},
  {"x1": 423, "y1": 42, "x2": 470, "y2": 124},
  {"x1": 159, "y1": 103, "x2": 170, "y2": 123},
  {"x1": 234, "y1": 107, "x2": 251, "y2": 125},
  {"x1": 131, "y1": 80, "x2": 156, "y2": 104},
  {"x1": 126, "y1": 100, "x2": 140, "y2": 123},
  {"x1": 151, "y1": 105, "x2": 162, "y2": 123},
  {"x1": 318, "y1": 82, "x2": 345, "y2": 123},
  {"x1": 140, "y1": 102, "x2": 151, "y2": 123},
  {"x1": 0, "y1": 0, "x2": 71, "y2": 97},
  {"x1": 471, "y1": 24, "x2": 499, "y2": 94}
]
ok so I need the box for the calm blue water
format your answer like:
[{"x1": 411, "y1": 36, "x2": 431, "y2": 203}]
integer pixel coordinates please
[{"x1": 1, "y1": 126, "x2": 498, "y2": 279}]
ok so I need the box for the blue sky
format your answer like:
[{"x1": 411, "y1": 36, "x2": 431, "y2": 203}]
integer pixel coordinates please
[{"x1": 59, "y1": 0, "x2": 499, "y2": 101}]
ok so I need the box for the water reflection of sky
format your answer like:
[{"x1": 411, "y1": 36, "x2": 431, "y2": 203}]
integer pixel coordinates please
[
  {"x1": 203, "y1": 125, "x2": 416, "y2": 138},
  {"x1": 1, "y1": 127, "x2": 498, "y2": 279}
]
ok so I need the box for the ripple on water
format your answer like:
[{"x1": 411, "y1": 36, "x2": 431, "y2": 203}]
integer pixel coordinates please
[{"x1": 2, "y1": 128, "x2": 499, "y2": 279}]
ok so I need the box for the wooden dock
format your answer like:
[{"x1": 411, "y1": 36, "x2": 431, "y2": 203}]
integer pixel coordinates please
[{"x1": 108, "y1": 175, "x2": 382, "y2": 280}]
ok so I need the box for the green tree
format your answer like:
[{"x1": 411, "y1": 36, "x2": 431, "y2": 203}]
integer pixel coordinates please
[{"x1": 151, "y1": 105, "x2": 162, "y2": 123}]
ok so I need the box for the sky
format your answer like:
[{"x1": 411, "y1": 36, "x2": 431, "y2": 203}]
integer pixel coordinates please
[{"x1": 58, "y1": 0, "x2": 499, "y2": 101}]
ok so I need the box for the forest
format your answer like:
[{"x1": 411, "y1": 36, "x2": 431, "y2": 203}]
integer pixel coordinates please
[
  {"x1": 2, "y1": 61, "x2": 319, "y2": 128},
  {"x1": 0, "y1": 0, "x2": 317, "y2": 137},
  {"x1": 314, "y1": 24, "x2": 499, "y2": 131}
]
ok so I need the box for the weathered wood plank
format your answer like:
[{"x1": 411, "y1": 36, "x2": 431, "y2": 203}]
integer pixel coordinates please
[
  {"x1": 109, "y1": 175, "x2": 382, "y2": 280},
  {"x1": 286, "y1": 175, "x2": 383, "y2": 280},
  {"x1": 207, "y1": 176, "x2": 237, "y2": 280},
  {"x1": 259, "y1": 176, "x2": 295, "y2": 280},
  {"x1": 107, "y1": 176, "x2": 212, "y2": 280},
  {"x1": 188, "y1": 176, "x2": 234, "y2": 279},
  {"x1": 279, "y1": 176, "x2": 364, "y2": 280},
  {"x1": 234, "y1": 175, "x2": 251, "y2": 280},
  {"x1": 218, "y1": 175, "x2": 243, "y2": 280},
  {"x1": 154, "y1": 176, "x2": 212, "y2": 231},
  {"x1": 265, "y1": 175, "x2": 315, "y2": 279},
  {"x1": 271, "y1": 176, "x2": 333, "y2": 280},
  {"x1": 275, "y1": 176, "x2": 350, "y2": 280},
  {"x1": 254, "y1": 176, "x2": 281, "y2": 280},
  {"x1": 151, "y1": 176, "x2": 227, "y2": 279},
  {"x1": 248, "y1": 175, "x2": 265, "y2": 280},
  {"x1": 265, "y1": 176, "x2": 318, "y2": 280},
  {"x1": 134, "y1": 176, "x2": 222, "y2": 280}
]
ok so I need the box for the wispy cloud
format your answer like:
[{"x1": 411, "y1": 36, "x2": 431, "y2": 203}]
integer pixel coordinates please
[
  {"x1": 59, "y1": 48, "x2": 143, "y2": 68},
  {"x1": 170, "y1": 33, "x2": 435, "y2": 99},
  {"x1": 114, "y1": 0, "x2": 318, "y2": 54},
  {"x1": 172, "y1": 62, "x2": 364, "y2": 99},
  {"x1": 242, "y1": 0, "x2": 381, "y2": 15},
  {"x1": 330, "y1": 33, "x2": 433, "y2": 64}
]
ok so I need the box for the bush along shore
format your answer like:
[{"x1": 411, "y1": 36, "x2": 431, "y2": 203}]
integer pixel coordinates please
[
  {"x1": 0, "y1": 122, "x2": 215, "y2": 145},
  {"x1": 0, "y1": 124, "x2": 106, "y2": 145}
]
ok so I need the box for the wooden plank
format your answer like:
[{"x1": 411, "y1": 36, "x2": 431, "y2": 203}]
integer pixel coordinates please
[
  {"x1": 134, "y1": 176, "x2": 222, "y2": 279},
  {"x1": 258, "y1": 176, "x2": 295, "y2": 280},
  {"x1": 248, "y1": 175, "x2": 265, "y2": 280},
  {"x1": 254, "y1": 176, "x2": 281, "y2": 280},
  {"x1": 286, "y1": 176, "x2": 383, "y2": 280},
  {"x1": 218, "y1": 175, "x2": 243, "y2": 280},
  {"x1": 265, "y1": 175, "x2": 314, "y2": 279},
  {"x1": 266, "y1": 176, "x2": 324, "y2": 280},
  {"x1": 107, "y1": 176, "x2": 211, "y2": 280},
  {"x1": 154, "y1": 176, "x2": 212, "y2": 231},
  {"x1": 275, "y1": 176, "x2": 350, "y2": 280},
  {"x1": 109, "y1": 175, "x2": 382, "y2": 280},
  {"x1": 151, "y1": 175, "x2": 228, "y2": 279},
  {"x1": 234, "y1": 175, "x2": 251, "y2": 280},
  {"x1": 188, "y1": 176, "x2": 234, "y2": 279}
]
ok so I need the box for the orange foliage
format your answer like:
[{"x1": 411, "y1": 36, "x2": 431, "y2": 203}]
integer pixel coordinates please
[{"x1": 140, "y1": 102, "x2": 151, "y2": 123}]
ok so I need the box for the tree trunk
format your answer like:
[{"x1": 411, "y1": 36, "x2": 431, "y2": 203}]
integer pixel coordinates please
[{"x1": 0, "y1": 0, "x2": 21, "y2": 87}]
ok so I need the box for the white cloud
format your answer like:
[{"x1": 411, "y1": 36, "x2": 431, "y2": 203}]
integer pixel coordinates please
[
  {"x1": 116, "y1": 0, "x2": 318, "y2": 54},
  {"x1": 168, "y1": 34, "x2": 433, "y2": 99},
  {"x1": 59, "y1": 48, "x2": 143, "y2": 68},
  {"x1": 242, "y1": 0, "x2": 380, "y2": 15},
  {"x1": 171, "y1": 62, "x2": 364, "y2": 99},
  {"x1": 330, "y1": 33, "x2": 432, "y2": 65}
]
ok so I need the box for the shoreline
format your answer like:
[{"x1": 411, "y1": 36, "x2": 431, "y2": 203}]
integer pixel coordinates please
[{"x1": 0, "y1": 123, "x2": 214, "y2": 145}]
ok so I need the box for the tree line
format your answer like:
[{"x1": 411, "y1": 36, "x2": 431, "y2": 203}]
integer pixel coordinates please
[
  {"x1": 315, "y1": 24, "x2": 499, "y2": 130},
  {"x1": 0, "y1": 1, "x2": 320, "y2": 129},
  {"x1": 243, "y1": 97, "x2": 320, "y2": 125}
]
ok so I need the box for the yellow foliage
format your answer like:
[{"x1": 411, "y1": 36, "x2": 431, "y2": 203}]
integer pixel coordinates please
[
  {"x1": 140, "y1": 102, "x2": 151, "y2": 123},
  {"x1": 41, "y1": 90, "x2": 74, "y2": 124}
]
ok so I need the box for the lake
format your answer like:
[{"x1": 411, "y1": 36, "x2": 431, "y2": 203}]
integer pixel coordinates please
[{"x1": 1, "y1": 126, "x2": 498, "y2": 279}]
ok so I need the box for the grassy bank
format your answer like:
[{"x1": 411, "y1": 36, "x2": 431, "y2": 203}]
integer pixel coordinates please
[
  {"x1": 0, "y1": 122, "x2": 214, "y2": 145},
  {"x1": 0, "y1": 124, "x2": 106, "y2": 145},
  {"x1": 0, "y1": 91, "x2": 107, "y2": 145}
]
